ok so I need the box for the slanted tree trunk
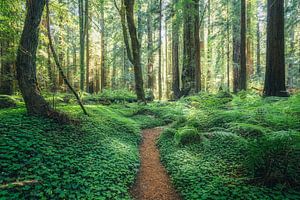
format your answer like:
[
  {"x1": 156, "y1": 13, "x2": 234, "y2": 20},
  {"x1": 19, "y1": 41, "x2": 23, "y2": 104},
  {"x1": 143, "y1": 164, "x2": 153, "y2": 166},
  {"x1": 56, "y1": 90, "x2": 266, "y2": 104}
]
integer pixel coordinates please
[
  {"x1": 46, "y1": 1, "x2": 88, "y2": 115},
  {"x1": 264, "y1": 0, "x2": 288, "y2": 96},
  {"x1": 124, "y1": 0, "x2": 145, "y2": 101},
  {"x1": 172, "y1": 0, "x2": 180, "y2": 99},
  {"x1": 239, "y1": 0, "x2": 247, "y2": 90},
  {"x1": 16, "y1": 0, "x2": 51, "y2": 116}
]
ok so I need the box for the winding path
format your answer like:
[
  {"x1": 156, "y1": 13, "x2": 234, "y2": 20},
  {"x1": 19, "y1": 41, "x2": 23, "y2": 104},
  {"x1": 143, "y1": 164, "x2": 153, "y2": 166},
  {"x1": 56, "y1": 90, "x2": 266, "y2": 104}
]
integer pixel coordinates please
[{"x1": 131, "y1": 127, "x2": 181, "y2": 200}]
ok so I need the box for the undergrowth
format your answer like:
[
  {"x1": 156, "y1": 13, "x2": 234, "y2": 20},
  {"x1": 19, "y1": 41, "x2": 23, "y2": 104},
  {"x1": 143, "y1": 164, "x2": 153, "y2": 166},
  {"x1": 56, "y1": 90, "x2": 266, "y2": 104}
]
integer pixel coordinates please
[
  {"x1": 0, "y1": 105, "x2": 140, "y2": 199},
  {"x1": 158, "y1": 92, "x2": 300, "y2": 199}
]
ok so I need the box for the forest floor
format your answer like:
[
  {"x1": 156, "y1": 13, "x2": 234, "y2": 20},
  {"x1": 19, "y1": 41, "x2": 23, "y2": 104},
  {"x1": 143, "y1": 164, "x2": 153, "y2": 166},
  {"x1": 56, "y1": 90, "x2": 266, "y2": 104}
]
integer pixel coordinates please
[
  {"x1": 131, "y1": 127, "x2": 181, "y2": 200},
  {"x1": 0, "y1": 90, "x2": 300, "y2": 199}
]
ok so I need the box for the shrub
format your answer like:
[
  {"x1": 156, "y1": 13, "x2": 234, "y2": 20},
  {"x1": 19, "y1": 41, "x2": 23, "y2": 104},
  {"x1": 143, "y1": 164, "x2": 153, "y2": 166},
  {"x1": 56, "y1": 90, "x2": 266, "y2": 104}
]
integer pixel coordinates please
[
  {"x1": 174, "y1": 127, "x2": 202, "y2": 146},
  {"x1": 0, "y1": 95, "x2": 17, "y2": 109},
  {"x1": 229, "y1": 123, "x2": 270, "y2": 138},
  {"x1": 163, "y1": 128, "x2": 176, "y2": 138},
  {"x1": 245, "y1": 131, "x2": 300, "y2": 186}
]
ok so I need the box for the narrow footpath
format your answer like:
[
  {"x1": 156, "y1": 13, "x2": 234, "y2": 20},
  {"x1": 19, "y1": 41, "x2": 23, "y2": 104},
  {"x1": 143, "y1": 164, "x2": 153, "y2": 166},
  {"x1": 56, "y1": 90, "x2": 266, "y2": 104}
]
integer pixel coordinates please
[{"x1": 131, "y1": 127, "x2": 181, "y2": 200}]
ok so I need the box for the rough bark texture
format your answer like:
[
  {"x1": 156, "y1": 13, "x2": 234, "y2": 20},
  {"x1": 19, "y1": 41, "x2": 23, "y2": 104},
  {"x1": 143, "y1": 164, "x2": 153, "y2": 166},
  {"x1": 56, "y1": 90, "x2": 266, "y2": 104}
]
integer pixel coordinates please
[
  {"x1": 124, "y1": 0, "x2": 145, "y2": 101},
  {"x1": 16, "y1": 0, "x2": 51, "y2": 116},
  {"x1": 172, "y1": 0, "x2": 180, "y2": 99},
  {"x1": 239, "y1": 0, "x2": 247, "y2": 91},
  {"x1": 182, "y1": 0, "x2": 199, "y2": 96},
  {"x1": 264, "y1": 0, "x2": 287, "y2": 96}
]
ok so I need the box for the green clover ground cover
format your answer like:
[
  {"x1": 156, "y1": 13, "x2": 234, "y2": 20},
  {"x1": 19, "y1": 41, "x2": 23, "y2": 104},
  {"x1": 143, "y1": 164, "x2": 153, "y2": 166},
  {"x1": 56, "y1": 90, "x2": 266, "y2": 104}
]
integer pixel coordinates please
[
  {"x1": 157, "y1": 92, "x2": 300, "y2": 200},
  {"x1": 0, "y1": 105, "x2": 141, "y2": 199}
]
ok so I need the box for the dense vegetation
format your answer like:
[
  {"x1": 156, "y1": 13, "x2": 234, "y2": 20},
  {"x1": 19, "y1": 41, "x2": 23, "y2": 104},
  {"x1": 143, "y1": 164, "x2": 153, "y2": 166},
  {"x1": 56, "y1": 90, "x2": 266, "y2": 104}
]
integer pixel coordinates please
[
  {"x1": 0, "y1": 0, "x2": 299, "y2": 199},
  {"x1": 158, "y1": 92, "x2": 300, "y2": 199}
]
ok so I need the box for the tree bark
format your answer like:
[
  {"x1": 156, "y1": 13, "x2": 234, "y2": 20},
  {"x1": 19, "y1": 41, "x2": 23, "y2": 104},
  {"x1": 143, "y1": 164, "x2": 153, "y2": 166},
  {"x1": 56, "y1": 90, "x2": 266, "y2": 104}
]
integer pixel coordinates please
[
  {"x1": 147, "y1": 1, "x2": 154, "y2": 90},
  {"x1": 79, "y1": 0, "x2": 85, "y2": 91},
  {"x1": 124, "y1": 0, "x2": 145, "y2": 101},
  {"x1": 100, "y1": 1, "x2": 106, "y2": 92},
  {"x1": 239, "y1": 0, "x2": 247, "y2": 91},
  {"x1": 16, "y1": 0, "x2": 51, "y2": 116},
  {"x1": 264, "y1": 0, "x2": 288, "y2": 96},
  {"x1": 172, "y1": 0, "x2": 180, "y2": 99},
  {"x1": 85, "y1": 0, "x2": 90, "y2": 93},
  {"x1": 182, "y1": 0, "x2": 199, "y2": 96},
  {"x1": 158, "y1": 0, "x2": 162, "y2": 100}
]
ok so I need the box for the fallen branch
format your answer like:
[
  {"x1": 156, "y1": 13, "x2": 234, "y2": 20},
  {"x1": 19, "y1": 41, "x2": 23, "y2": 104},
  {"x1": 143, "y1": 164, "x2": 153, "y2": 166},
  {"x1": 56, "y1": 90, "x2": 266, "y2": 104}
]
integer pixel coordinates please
[
  {"x1": 46, "y1": 0, "x2": 88, "y2": 116},
  {"x1": 0, "y1": 180, "x2": 38, "y2": 189}
]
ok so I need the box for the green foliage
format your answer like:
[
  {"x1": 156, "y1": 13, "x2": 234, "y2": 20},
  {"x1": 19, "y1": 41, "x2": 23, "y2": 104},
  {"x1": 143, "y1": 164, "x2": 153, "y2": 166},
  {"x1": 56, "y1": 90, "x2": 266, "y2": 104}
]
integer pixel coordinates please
[
  {"x1": 245, "y1": 131, "x2": 300, "y2": 186},
  {"x1": 0, "y1": 95, "x2": 17, "y2": 109},
  {"x1": 0, "y1": 106, "x2": 140, "y2": 199},
  {"x1": 229, "y1": 123, "x2": 270, "y2": 138},
  {"x1": 157, "y1": 93, "x2": 300, "y2": 199},
  {"x1": 174, "y1": 127, "x2": 202, "y2": 146},
  {"x1": 82, "y1": 89, "x2": 137, "y2": 104}
]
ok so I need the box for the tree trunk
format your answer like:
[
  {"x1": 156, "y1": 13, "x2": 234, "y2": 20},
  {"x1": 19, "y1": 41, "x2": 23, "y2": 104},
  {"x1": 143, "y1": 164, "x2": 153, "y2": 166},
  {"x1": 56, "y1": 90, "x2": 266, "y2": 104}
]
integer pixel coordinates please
[
  {"x1": 246, "y1": 0, "x2": 254, "y2": 77},
  {"x1": 172, "y1": 0, "x2": 180, "y2": 99},
  {"x1": 264, "y1": 0, "x2": 287, "y2": 96},
  {"x1": 239, "y1": 0, "x2": 247, "y2": 91},
  {"x1": 16, "y1": 0, "x2": 51, "y2": 116},
  {"x1": 100, "y1": 2, "x2": 106, "y2": 91},
  {"x1": 147, "y1": 1, "x2": 154, "y2": 90},
  {"x1": 182, "y1": 0, "x2": 199, "y2": 96},
  {"x1": 124, "y1": 0, "x2": 145, "y2": 101},
  {"x1": 194, "y1": 0, "x2": 201, "y2": 93},
  {"x1": 256, "y1": 0, "x2": 261, "y2": 78},
  {"x1": 85, "y1": 0, "x2": 90, "y2": 93},
  {"x1": 79, "y1": 0, "x2": 85, "y2": 91},
  {"x1": 158, "y1": 0, "x2": 162, "y2": 100},
  {"x1": 46, "y1": 1, "x2": 88, "y2": 115}
]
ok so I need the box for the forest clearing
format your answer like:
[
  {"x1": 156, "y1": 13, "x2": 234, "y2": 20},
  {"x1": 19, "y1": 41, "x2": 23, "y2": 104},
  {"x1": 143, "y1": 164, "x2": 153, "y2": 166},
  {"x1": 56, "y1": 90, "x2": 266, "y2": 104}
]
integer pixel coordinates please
[{"x1": 0, "y1": 0, "x2": 300, "y2": 199}]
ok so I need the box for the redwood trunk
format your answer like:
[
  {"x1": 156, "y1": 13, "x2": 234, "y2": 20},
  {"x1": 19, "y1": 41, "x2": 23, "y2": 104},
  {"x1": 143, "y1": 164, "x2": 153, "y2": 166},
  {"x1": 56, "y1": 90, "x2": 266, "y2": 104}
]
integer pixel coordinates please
[{"x1": 16, "y1": 0, "x2": 51, "y2": 116}]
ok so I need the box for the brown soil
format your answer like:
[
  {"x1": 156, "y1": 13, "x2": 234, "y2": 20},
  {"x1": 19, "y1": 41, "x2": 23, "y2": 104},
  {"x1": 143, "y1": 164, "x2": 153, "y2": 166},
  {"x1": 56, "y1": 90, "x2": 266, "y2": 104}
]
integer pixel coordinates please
[{"x1": 131, "y1": 127, "x2": 181, "y2": 200}]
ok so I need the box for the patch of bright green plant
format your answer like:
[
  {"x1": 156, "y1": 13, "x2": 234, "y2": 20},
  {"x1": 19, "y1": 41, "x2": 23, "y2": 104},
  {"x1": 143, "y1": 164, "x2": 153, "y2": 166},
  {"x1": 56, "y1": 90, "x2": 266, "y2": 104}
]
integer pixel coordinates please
[{"x1": 0, "y1": 105, "x2": 141, "y2": 199}]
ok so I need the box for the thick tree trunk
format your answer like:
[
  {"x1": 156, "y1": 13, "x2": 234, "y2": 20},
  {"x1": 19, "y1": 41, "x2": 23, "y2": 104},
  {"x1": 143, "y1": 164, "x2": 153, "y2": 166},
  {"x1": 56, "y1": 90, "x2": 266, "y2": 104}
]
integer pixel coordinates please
[
  {"x1": 172, "y1": 0, "x2": 180, "y2": 99},
  {"x1": 239, "y1": 0, "x2": 247, "y2": 91},
  {"x1": 182, "y1": 0, "x2": 199, "y2": 96},
  {"x1": 264, "y1": 0, "x2": 287, "y2": 96},
  {"x1": 124, "y1": 0, "x2": 145, "y2": 101},
  {"x1": 16, "y1": 0, "x2": 51, "y2": 116}
]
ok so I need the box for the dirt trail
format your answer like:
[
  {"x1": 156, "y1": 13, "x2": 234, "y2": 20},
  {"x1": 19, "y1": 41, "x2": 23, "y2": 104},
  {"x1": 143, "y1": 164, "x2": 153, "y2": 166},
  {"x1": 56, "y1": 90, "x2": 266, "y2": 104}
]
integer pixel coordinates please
[{"x1": 131, "y1": 127, "x2": 181, "y2": 200}]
